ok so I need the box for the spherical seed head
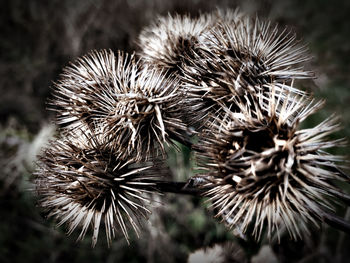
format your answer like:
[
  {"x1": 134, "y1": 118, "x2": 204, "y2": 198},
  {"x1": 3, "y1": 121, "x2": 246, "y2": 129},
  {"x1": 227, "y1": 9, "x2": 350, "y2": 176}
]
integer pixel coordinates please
[
  {"x1": 99, "y1": 64, "x2": 187, "y2": 160},
  {"x1": 137, "y1": 13, "x2": 214, "y2": 74},
  {"x1": 52, "y1": 49, "x2": 186, "y2": 161},
  {"x1": 52, "y1": 49, "x2": 124, "y2": 129},
  {"x1": 35, "y1": 127, "x2": 159, "y2": 247},
  {"x1": 201, "y1": 15, "x2": 313, "y2": 82},
  {"x1": 195, "y1": 88, "x2": 348, "y2": 240},
  {"x1": 180, "y1": 13, "x2": 312, "y2": 129}
]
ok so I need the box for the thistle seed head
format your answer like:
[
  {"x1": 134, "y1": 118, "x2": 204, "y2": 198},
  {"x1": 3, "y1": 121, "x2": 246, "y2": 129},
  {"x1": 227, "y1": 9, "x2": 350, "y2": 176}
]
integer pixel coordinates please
[
  {"x1": 195, "y1": 87, "x2": 347, "y2": 240},
  {"x1": 35, "y1": 126, "x2": 160, "y2": 247},
  {"x1": 200, "y1": 16, "x2": 313, "y2": 82},
  {"x1": 180, "y1": 68, "x2": 306, "y2": 130},
  {"x1": 52, "y1": 49, "x2": 128, "y2": 129},
  {"x1": 52, "y1": 49, "x2": 186, "y2": 160},
  {"x1": 180, "y1": 13, "x2": 312, "y2": 129},
  {"x1": 137, "y1": 13, "x2": 214, "y2": 74}
]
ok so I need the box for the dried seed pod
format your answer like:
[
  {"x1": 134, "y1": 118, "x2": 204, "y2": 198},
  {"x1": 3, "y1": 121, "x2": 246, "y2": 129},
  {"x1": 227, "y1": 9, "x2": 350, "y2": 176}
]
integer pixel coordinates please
[
  {"x1": 195, "y1": 87, "x2": 348, "y2": 240},
  {"x1": 52, "y1": 49, "x2": 186, "y2": 160},
  {"x1": 180, "y1": 13, "x2": 312, "y2": 129},
  {"x1": 52, "y1": 49, "x2": 127, "y2": 129},
  {"x1": 137, "y1": 13, "x2": 214, "y2": 75},
  {"x1": 199, "y1": 15, "x2": 313, "y2": 83},
  {"x1": 35, "y1": 126, "x2": 160, "y2": 247}
]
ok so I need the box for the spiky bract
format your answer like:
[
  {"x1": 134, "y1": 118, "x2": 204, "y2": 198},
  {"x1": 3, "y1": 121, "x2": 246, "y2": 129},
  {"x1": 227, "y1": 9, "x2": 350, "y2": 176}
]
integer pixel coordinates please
[
  {"x1": 137, "y1": 13, "x2": 214, "y2": 74},
  {"x1": 200, "y1": 15, "x2": 312, "y2": 82},
  {"x1": 195, "y1": 87, "x2": 347, "y2": 240},
  {"x1": 180, "y1": 13, "x2": 312, "y2": 129},
  {"x1": 52, "y1": 49, "x2": 128, "y2": 129},
  {"x1": 35, "y1": 127, "x2": 159, "y2": 247},
  {"x1": 52, "y1": 49, "x2": 186, "y2": 160}
]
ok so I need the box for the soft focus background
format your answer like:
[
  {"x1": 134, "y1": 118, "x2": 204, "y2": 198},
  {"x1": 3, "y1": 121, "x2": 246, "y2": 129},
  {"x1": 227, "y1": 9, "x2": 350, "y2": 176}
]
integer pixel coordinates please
[{"x1": 1, "y1": 0, "x2": 349, "y2": 262}]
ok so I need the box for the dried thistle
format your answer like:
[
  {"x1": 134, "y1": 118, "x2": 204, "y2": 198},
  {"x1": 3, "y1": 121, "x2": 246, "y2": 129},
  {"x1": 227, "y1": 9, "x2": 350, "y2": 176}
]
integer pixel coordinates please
[
  {"x1": 200, "y1": 15, "x2": 313, "y2": 82},
  {"x1": 52, "y1": 49, "x2": 126, "y2": 129},
  {"x1": 137, "y1": 13, "x2": 214, "y2": 74},
  {"x1": 35, "y1": 126, "x2": 160, "y2": 247},
  {"x1": 180, "y1": 13, "x2": 312, "y2": 129},
  {"x1": 195, "y1": 86, "x2": 348, "y2": 240},
  {"x1": 52, "y1": 49, "x2": 186, "y2": 160}
]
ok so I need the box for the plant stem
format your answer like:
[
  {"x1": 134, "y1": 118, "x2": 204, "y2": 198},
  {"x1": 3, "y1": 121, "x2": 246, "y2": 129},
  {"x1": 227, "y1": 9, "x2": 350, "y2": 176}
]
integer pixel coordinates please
[
  {"x1": 149, "y1": 180, "x2": 207, "y2": 196},
  {"x1": 147, "y1": 180, "x2": 350, "y2": 235}
]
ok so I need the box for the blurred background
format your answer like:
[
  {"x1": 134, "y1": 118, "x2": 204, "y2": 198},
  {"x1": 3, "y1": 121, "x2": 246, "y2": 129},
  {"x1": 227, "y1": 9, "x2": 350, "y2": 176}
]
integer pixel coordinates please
[{"x1": 0, "y1": 0, "x2": 349, "y2": 262}]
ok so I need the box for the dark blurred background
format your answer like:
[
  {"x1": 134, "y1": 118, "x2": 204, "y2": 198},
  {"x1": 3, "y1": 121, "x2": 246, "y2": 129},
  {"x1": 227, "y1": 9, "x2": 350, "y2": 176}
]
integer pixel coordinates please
[{"x1": 0, "y1": 0, "x2": 349, "y2": 262}]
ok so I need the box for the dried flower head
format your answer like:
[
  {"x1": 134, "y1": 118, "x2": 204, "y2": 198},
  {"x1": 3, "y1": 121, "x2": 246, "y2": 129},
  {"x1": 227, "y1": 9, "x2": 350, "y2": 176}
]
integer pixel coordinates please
[
  {"x1": 52, "y1": 49, "x2": 124, "y2": 129},
  {"x1": 52, "y1": 49, "x2": 186, "y2": 160},
  {"x1": 180, "y1": 13, "x2": 312, "y2": 129},
  {"x1": 35, "y1": 126, "x2": 160, "y2": 247},
  {"x1": 200, "y1": 15, "x2": 312, "y2": 82},
  {"x1": 195, "y1": 86, "x2": 348, "y2": 240},
  {"x1": 137, "y1": 13, "x2": 214, "y2": 74}
]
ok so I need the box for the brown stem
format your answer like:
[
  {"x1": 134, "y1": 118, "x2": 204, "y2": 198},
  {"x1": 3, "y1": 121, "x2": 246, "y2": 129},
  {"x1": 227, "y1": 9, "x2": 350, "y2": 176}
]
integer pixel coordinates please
[
  {"x1": 146, "y1": 179, "x2": 350, "y2": 235},
  {"x1": 149, "y1": 180, "x2": 207, "y2": 196}
]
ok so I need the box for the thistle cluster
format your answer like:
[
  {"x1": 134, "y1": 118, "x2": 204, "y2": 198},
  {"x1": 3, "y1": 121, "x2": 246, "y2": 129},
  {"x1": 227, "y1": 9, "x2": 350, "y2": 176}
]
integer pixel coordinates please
[
  {"x1": 52, "y1": 50, "x2": 186, "y2": 160},
  {"x1": 35, "y1": 9, "x2": 349, "y2": 247},
  {"x1": 37, "y1": 50, "x2": 185, "y2": 246}
]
